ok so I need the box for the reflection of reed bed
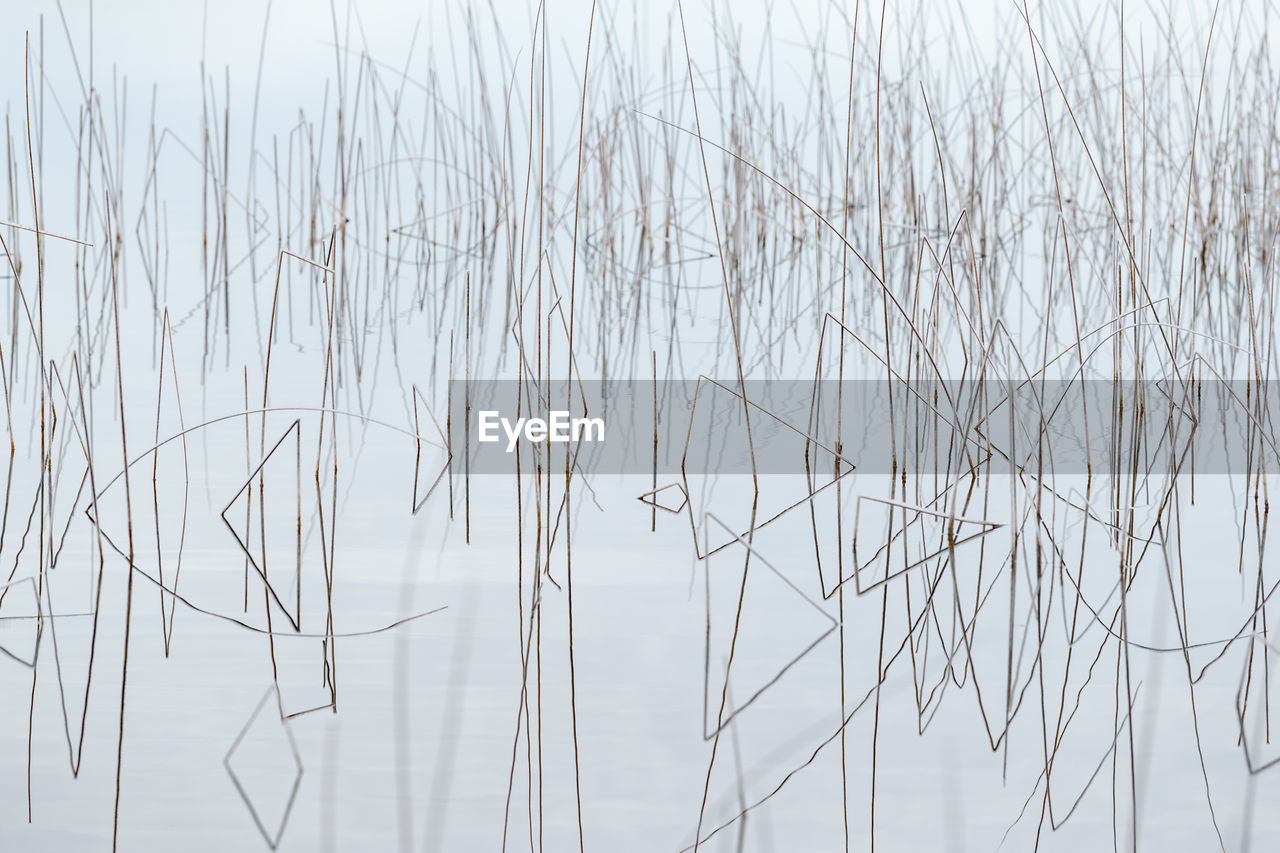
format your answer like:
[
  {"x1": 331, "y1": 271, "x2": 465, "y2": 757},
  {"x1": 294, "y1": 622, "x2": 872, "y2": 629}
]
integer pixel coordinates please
[{"x1": 0, "y1": 0, "x2": 1278, "y2": 849}]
